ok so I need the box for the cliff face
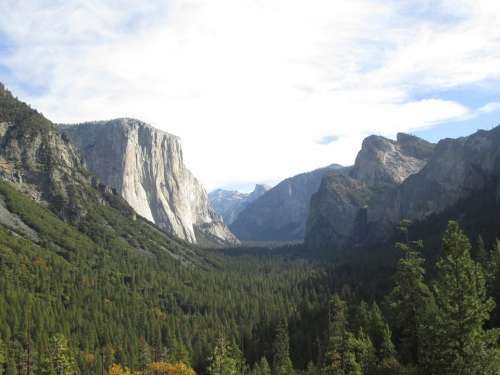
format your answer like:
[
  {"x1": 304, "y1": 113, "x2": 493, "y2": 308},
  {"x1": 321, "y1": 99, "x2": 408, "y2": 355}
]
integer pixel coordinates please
[
  {"x1": 351, "y1": 133, "x2": 435, "y2": 186},
  {"x1": 0, "y1": 84, "x2": 97, "y2": 222},
  {"x1": 60, "y1": 119, "x2": 238, "y2": 246},
  {"x1": 373, "y1": 127, "x2": 500, "y2": 225},
  {"x1": 209, "y1": 184, "x2": 270, "y2": 225},
  {"x1": 306, "y1": 133, "x2": 436, "y2": 250},
  {"x1": 230, "y1": 164, "x2": 344, "y2": 241}
]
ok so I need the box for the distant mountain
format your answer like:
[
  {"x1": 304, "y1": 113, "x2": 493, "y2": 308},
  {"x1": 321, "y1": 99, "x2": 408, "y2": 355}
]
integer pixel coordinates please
[
  {"x1": 60, "y1": 119, "x2": 238, "y2": 246},
  {"x1": 209, "y1": 184, "x2": 270, "y2": 225},
  {"x1": 230, "y1": 164, "x2": 344, "y2": 241}
]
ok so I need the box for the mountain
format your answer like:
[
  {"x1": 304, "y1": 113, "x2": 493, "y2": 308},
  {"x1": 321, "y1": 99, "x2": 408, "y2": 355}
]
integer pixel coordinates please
[
  {"x1": 230, "y1": 164, "x2": 344, "y2": 241},
  {"x1": 208, "y1": 184, "x2": 270, "y2": 225},
  {"x1": 0, "y1": 83, "x2": 95, "y2": 221},
  {"x1": 0, "y1": 82, "x2": 202, "y2": 262},
  {"x1": 350, "y1": 132, "x2": 436, "y2": 186},
  {"x1": 305, "y1": 130, "x2": 500, "y2": 251},
  {"x1": 371, "y1": 126, "x2": 500, "y2": 234},
  {"x1": 59, "y1": 119, "x2": 238, "y2": 246}
]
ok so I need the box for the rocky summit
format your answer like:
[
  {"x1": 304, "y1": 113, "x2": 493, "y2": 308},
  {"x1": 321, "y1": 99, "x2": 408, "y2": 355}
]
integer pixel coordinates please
[
  {"x1": 60, "y1": 119, "x2": 239, "y2": 246},
  {"x1": 306, "y1": 133, "x2": 436, "y2": 250}
]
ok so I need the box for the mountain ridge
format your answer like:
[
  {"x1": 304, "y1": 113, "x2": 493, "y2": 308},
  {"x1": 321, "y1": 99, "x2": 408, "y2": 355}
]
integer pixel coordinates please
[
  {"x1": 305, "y1": 128, "x2": 500, "y2": 251},
  {"x1": 230, "y1": 163, "x2": 344, "y2": 241}
]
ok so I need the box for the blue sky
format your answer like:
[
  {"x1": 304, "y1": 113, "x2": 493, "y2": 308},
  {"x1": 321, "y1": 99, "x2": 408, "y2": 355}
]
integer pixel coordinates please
[{"x1": 1, "y1": 0, "x2": 500, "y2": 192}]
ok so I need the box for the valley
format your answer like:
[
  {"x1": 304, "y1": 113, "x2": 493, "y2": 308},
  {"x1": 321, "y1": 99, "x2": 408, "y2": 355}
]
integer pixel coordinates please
[{"x1": 0, "y1": 82, "x2": 499, "y2": 375}]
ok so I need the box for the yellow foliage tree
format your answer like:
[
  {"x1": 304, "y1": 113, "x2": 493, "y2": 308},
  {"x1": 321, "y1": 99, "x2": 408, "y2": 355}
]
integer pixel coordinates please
[
  {"x1": 107, "y1": 363, "x2": 143, "y2": 375},
  {"x1": 149, "y1": 361, "x2": 197, "y2": 375}
]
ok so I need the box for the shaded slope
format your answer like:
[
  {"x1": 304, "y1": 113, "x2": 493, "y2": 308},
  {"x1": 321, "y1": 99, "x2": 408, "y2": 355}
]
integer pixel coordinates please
[{"x1": 230, "y1": 164, "x2": 344, "y2": 241}]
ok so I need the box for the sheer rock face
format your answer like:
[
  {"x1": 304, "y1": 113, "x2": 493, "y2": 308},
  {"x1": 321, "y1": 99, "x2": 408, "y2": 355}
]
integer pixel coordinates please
[
  {"x1": 351, "y1": 133, "x2": 435, "y2": 186},
  {"x1": 208, "y1": 184, "x2": 270, "y2": 225},
  {"x1": 306, "y1": 133, "x2": 436, "y2": 250},
  {"x1": 230, "y1": 164, "x2": 344, "y2": 241},
  {"x1": 60, "y1": 119, "x2": 239, "y2": 246},
  {"x1": 374, "y1": 127, "x2": 500, "y2": 225}
]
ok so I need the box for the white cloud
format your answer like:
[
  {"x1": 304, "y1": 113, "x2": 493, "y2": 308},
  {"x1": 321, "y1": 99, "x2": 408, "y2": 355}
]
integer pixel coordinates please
[
  {"x1": 479, "y1": 101, "x2": 500, "y2": 114},
  {"x1": 1, "y1": 0, "x2": 499, "y2": 190}
]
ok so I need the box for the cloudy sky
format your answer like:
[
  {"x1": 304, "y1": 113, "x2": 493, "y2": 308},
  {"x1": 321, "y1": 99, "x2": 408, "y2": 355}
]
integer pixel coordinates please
[{"x1": 1, "y1": 0, "x2": 500, "y2": 192}]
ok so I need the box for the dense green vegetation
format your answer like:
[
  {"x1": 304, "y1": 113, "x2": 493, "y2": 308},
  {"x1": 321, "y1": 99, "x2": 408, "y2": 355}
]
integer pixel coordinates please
[
  {"x1": 1, "y1": 175, "x2": 500, "y2": 374},
  {"x1": 0, "y1": 180, "x2": 331, "y2": 374}
]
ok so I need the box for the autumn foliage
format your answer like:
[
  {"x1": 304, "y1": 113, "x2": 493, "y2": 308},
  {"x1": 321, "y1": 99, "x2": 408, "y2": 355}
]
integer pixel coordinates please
[
  {"x1": 150, "y1": 361, "x2": 197, "y2": 375},
  {"x1": 107, "y1": 362, "x2": 196, "y2": 375}
]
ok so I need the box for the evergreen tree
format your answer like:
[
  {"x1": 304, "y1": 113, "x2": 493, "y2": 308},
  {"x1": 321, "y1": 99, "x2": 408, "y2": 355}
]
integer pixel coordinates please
[
  {"x1": 41, "y1": 334, "x2": 79, "y2": 375},
  {"x1": 271, "y1": 320, "x2": 294, "y2": 375},
  {"x1": 486, "y1": 240, "x2": 500, "y2": 325},
  {"x1": 138, "y1": 337, "x2": 152, "y2": 371},
  {"x1": 323, "y1": 295, "x2": 363, "y2": 375},
  {"x1": 207, "y1": 336, "x2": 243, "y2": 375},
  {"x1": 368, "y1": 302, "x2": 391, "y2": 361},
  {"x1": 349, "y1": 329, "x2": 375, "y2": 373},
  {"x1": 0, "y1": 338, "x2": 6, "y2": 375},
  {"x1": 254, "y1": 357, "x2": 271, "y2": 375},
  {"x1": 475, "y1": 235, "x2": 488, "y2": 265},
  {"x1": 426, "y1": 221, "x2": 499, "y2": 375},
  {"x1": 389, "y1": 239, "x2": 431, "y2": 365},
  {"x1": 378, "y1": 324, "x2": 396, "y2": 363}
]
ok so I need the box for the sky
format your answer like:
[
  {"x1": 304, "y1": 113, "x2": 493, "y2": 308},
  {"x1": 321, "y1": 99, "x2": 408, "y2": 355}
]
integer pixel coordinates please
[{"x1": 1, "y1": 1, "x2": 500, "y2": 193}]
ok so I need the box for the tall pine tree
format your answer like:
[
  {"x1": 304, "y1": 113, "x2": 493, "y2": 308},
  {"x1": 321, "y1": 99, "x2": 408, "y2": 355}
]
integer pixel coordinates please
[
  {"x1": 426, "y1": 221, "x2": 499, "y2": 375},
  {"x1": 271, "y1": 320, "x2": 295, "y2": 375},
  {"x1": 389, "y1": 239, "x2": 432, "y2": 366}
]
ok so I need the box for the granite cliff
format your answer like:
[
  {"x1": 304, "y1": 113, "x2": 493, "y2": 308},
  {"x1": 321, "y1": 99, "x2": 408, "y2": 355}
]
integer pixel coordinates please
[
  {"x1": 60, "y1": 119, "x2": 239, "y2": 246},
  {"x1": 306, "y1": 133, "x2": 436, "y2": 250},
  {"x1": 230, "y1": 164, "x2": 343, "y2": 241}
]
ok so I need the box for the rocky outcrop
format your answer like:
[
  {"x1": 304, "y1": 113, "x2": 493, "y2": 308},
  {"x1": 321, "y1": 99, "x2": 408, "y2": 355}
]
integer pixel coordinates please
[
  {"x1": 372, "y1": 127, "x2": 500, "y2": 226},
  {"x1": 60, "y1": 119, "x2": 239, "y2": 246},
  {"x1": 0, "y1": 85, "x2": 97, "y2": 221},
  {"x1": 230, "y1": 164, "x2": 344, "y2": 241},
  {"x1": 209, "y1": 184, "x2": 270, "y2": 225},
  {"x1": 306, "y1": 133, "x2": 436, "y2": 250},
  {"x1": 351, "y1": 133, "x2": 435, "y2": 186}
]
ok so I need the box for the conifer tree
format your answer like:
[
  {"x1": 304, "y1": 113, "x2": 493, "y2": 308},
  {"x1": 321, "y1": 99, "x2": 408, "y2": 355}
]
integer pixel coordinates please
[
  {"x1": 271, "y1": 320, "x2": 295, "y2": 375},
  {"x1": 427, "y1": 221, "x2": 499, "y2": 375},
  {"x1": 323, "y1": 295, "x2": 364, "y2": 375},
  {"x1": 207, "y1": 336, "x2": 243, "y2": 375},
  {"x1": 349, "y1": 329, "x2": 375, "y2": 373},
  {"x1": 254, "y1": 357, "x2": 271, "y2": 375},
  {"x1": 138, "y1": 337, "x2": 152, "y2": 371},
  {"x1": 0, "y1": 338, "x2": 6, "y2": 375},
  {"x1": 368, "y1": 302, "x2": 391, "y2": 361},
  {"x1": 489, "y1": 240, "x2": 500, "y2": 325},
  {"x1": 389, "y1": 239, "x2": 431, "y2": 365},
  {"x1": 41, "y1": 334, "x2": 79, "y2": 375}
]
